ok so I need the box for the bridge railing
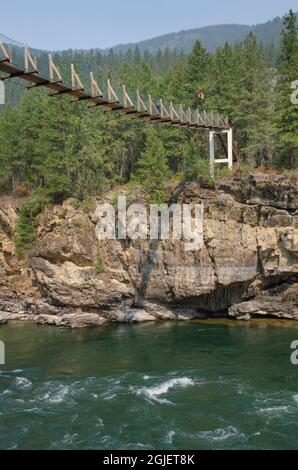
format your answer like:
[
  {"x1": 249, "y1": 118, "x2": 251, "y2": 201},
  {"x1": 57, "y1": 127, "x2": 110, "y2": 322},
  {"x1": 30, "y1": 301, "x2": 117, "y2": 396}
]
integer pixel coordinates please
[
  {"x1": 0, "y1": 38, "x2": 237, "y2": 173},
  {"x1": 0, "y1": 39, "x2": 229, "y2": 130}
]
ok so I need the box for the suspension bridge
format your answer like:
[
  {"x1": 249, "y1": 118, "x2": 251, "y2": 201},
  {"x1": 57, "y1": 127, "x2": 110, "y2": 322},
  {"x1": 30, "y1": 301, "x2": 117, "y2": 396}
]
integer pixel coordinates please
[{"x1": 0, "y1": 34, "x2": 239, "y2": 176}]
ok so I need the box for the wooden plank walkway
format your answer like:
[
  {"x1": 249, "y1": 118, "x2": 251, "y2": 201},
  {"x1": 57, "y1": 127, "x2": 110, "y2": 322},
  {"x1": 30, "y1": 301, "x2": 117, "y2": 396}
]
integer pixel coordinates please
[{"x1": 0, "y1": 41, "x2": 230, "y2": 132}]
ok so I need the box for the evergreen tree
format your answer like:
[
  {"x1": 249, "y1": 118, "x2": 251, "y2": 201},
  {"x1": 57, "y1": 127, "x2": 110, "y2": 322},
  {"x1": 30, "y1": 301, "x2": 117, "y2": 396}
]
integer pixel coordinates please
[
  {"x1": 0, "y1": 104, "x2": 22, "y2": 192},
  {"x1": 13, "y1": 199, "x2": 44, "y2": 256},
  {"x1": 161, "y1": 59, "x2": 187, "y2": 103},
  {"x1": 233, "y1": 33, "x2": 274, "y2": 165},
  {"x1": 35, "y1": 95, "x2": 79, "y2": 202},
  {"x1": 183, "y1": 138, "x2": 210, "y2": 181},
  {"x1": 135, "y1": 127, "x2": 169, "y2": 203},
  {"x1": 184, "y1": 40, "x2": 212, "y2": 108},
  {"x1": 183, "y1": 139, "x2": 200, "y2": 180},
  {"x1": 275, "y1": 10, "x2": 298, "y2": 168}
]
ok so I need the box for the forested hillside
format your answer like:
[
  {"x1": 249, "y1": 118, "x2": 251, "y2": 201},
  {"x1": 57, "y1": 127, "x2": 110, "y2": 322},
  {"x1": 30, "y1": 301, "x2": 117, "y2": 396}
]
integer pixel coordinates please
[
  {"x1": 0, "y1": 11, "x2": 297, "y2": 205},
  {"x1": 105, "y1": 15, "x2": 291, "y2": 55}
]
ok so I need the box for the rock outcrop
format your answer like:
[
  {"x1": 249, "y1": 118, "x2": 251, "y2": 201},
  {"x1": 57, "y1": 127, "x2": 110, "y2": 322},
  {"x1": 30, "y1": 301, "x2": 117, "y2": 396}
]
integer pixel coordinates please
[{"x1": 0, "y1": 172, "x2": 297, "y2": 327}]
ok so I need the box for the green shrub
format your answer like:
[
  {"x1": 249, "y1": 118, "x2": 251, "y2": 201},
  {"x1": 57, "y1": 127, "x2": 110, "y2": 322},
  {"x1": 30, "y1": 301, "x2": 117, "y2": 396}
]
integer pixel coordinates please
[
  {"x1": 73, "y1": 217, "x2": 85, "y2": 227},
  {"x1": 13, "y1": 199, "x2": 44, "y2": 256},
  {"x1": 95, "y1": 255, "x2": 105, "y2": 274}
]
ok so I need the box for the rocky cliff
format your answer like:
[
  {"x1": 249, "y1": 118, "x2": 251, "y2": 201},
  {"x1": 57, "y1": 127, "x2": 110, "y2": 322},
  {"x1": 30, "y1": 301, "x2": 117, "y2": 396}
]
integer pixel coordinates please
[{"x1": 0, "y1": 173, "x2": 297, "y2": 327}]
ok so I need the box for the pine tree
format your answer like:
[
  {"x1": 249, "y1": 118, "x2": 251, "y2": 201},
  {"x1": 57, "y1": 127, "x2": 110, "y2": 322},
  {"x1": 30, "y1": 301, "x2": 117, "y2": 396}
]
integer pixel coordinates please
[
  {"x1": 211, "y1": 42, "x2": 239, "y2": 116},
  {"x1": 133, "y1": 46, "x2": 141, "y2": 64},
  {"x1": 16, "y1": 90, "x2": 48, "y2": 187},
  {"x1": 183, "y1": 138, "x2": 210, "y2": 181},
  {"x1": 233, "y1": 33, "x2": 274, "y2": 166},
  {"x1": 35, "y1": 95, "x2": 79, "y2": 202},
  {"x1": 184, "y1": 40, "x2": 212, "y2": 108},
  {"x1": 183, "y1": 139, "x2": 199, "y2": 180},
  {"x1": 13, "y1": 199, "x2": 44, "y2": 256},
  {"x1": 161, "y1": 59, "x2": 187, "y2": 104},
  {"x1": 135, "y1": 127, "x2": 169, "y2": 203},
  {"x1": 275, "y1": 10, "x2": 298, "y2": 168},
  {"x1": 0, "y1": 104, "x2": 22, "y2": 192}
]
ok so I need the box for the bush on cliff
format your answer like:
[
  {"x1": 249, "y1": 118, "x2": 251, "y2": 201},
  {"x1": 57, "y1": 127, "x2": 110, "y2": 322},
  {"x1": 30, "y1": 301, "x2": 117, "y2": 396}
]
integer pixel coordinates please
[{"x1": 13, "y1": 199, "x2": 44, "y2": 256}]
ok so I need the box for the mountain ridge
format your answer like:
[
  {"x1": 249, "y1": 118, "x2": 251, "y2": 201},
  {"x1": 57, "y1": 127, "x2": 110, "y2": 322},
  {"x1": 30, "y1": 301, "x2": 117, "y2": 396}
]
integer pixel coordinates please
[
  {"x1": 95, "y1": 14, "x2": 297, "y2": 54},
  {"x1": 3, "y1": 13, "x2": 297, "y2": 56}
]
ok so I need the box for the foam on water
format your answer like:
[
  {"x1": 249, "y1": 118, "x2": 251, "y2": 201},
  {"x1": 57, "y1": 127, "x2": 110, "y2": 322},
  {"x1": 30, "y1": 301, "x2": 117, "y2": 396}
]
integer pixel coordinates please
[
  {"x1": 197, "y1": 426, "x2": 243, "y2": 443},
  {"x1": 293, "y1": 394, "x2": 298, "y2": 404},
  {"x1": 103, "y1": 393, "x2": 117, "y2": 401},
  {"x1": 257, "y1": 405, "x2": 290, "y2": 416},
  {"x1": 166, "y1": 430, "x2": 176, "y2": 444},
  {"x1": 135, "y1": 377, "x2": 195, "y2": 404},
  {"x1": 14, "y1": 377, "x2": 32, "y2": 390},
  {"x1": 40, "y1": 384, "x2": 71, "y2": 404}
]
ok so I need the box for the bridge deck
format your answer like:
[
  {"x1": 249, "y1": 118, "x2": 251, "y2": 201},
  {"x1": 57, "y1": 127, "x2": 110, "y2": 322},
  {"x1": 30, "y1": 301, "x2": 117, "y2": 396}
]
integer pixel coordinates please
[
  {"x1": 0, "y1": 51, "x2": 229, "y2": 132},
  {"x1": 0, "y1": 38, "x2": 241, "y2": 164}
]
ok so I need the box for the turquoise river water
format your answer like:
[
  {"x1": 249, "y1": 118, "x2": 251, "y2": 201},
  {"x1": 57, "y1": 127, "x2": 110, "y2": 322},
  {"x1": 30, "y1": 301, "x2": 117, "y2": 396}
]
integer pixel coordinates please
[{"x1": 1, "y1": 319, "x2": 298, "y2": 450}]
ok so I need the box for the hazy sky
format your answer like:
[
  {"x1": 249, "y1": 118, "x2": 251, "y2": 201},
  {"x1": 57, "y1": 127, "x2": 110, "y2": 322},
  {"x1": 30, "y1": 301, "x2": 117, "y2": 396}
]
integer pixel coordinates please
[{"x1": 1, "y1": 0, "x2": 295, "y2": 50}]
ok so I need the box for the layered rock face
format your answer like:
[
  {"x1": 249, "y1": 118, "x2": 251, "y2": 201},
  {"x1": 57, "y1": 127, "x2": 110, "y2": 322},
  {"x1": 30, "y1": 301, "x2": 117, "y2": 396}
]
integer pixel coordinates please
[{"x1": 0, "y1": 173, "x2": 297, "y2": 327}]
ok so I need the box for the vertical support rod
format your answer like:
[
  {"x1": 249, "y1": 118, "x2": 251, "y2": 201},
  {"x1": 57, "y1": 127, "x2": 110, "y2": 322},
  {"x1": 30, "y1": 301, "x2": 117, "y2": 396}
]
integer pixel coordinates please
[
  {"x1": 24, "y1": 44, "x2": 29, "y2": 70},
  {"x1": 227, "y1": 128, "x2": 233, "y2": 169},
  {"x1": 71, "y1": 64, "x2": 75, "y2": 89},
  {"x1": 123, "y1": 85, "x2": 127, "y2": 107},
  {"x1": 209, "y1": 131, "x2": 215, "y2": 178}
]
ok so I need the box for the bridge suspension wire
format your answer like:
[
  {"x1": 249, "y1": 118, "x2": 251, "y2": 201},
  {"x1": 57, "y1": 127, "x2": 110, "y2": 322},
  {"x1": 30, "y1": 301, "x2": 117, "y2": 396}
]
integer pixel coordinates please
[
  {"x1": 0, "y1": 32, "x2": 23, "y2": 47},
  {"x1": 0, "y1": 36, "x2": 240, "y2": 171}
]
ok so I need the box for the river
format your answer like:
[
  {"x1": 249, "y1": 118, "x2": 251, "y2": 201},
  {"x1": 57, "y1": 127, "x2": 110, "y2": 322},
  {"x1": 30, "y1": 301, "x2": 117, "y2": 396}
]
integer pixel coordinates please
[{"x1": 1, "y1": 319, "x2": 298, "y2": 450}]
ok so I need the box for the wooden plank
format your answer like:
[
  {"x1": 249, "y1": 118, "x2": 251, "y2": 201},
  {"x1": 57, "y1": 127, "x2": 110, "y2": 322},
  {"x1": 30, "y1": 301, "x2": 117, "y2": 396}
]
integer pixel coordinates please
[
  {"x1": 122, "y1": 85, "x2": 134, "y2": 108},
  {"x1": 132, "y1": 90, "x2": 149, "y2": 117},
  {"x1": 0, "y1": 41, "x2": 10, "y2": 62},
  {"x1": 148, "y1": 95, "x2": 160, "y2": 116},
  {"x1": 1, "y1": 70, "x2": 28, "y2": 80},
  {"x1": 27, "y1": 79, "x2": 50, "y2": 89},
  {"x1": 71, "y1": 64, "x2": 84, "y2": 91},
  {"x1": 114, "y1": 85, "x2": 137, "y2": 115},
  {"x1": 24, "y1": 45, "x2": 38, "y2": 72},
  {"x1": 88, "y1": 97, "x2": 110, "y2": 107},
  {"x1": 90, "y1": 72, "x2": 103, "y2": 97},
  {"x1": 179, "y1": 105, "x2": 189, "y2": 126},
  {"x1": 169, "y1": 102, "x2": 181, "y2": 123},
  {"x1": 136, "y1": 90, "x2": 147, "y2": 111},
  {"x1": 159, "y1": 99, "x2": 171, "y2": 122},
  {"x1": 49, "y1": 89, "x2": 77, "y2": 96},
  {"x1": 48, "y1": 54, "x2": 62, "y2": 82},
  {"x1": 107, "y1": 79, "x2": 119, "y2": 103}
]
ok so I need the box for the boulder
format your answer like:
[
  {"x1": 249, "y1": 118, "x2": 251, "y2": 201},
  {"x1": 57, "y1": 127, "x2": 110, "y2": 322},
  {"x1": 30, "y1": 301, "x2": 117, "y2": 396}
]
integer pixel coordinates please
[
  {"x1": 0, "y1": 313, "x2": 8, "y2": 325},
  {"x1": 36, "y1": 312, "x2": 108, "y2": 328},
  {"x1": 229, "y1": 282, "x2": 298, "y2": 320}
]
